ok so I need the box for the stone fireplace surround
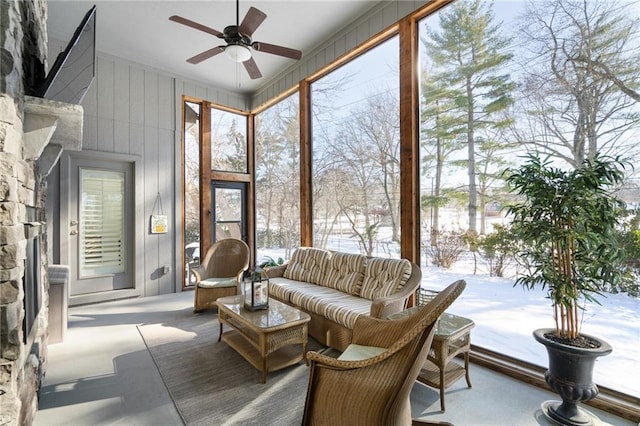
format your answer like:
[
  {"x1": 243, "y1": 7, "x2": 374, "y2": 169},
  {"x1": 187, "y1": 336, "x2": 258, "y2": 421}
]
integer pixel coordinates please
[{"x1": 1, "y1": 1, "x2": 83, "y2": 424}]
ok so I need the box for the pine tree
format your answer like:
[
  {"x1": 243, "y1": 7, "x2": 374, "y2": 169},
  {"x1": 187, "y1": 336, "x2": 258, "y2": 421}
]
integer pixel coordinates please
[
  {"x1": 420, "y1": 71, "x2": 464, "y2": 243},
  {"x1": 423, "y1": 0, "x2": 515, "y2": 233}
]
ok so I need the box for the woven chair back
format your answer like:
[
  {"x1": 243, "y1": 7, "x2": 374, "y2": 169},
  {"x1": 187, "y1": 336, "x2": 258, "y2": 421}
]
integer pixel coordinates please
[{"x1": 202, "y1": 238, "x2": 250, "y2": 278}]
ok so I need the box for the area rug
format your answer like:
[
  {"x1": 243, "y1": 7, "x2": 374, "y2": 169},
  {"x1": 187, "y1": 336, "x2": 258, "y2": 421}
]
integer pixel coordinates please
[{"x1": 137, "y1": 310, "x2": 322, "y2": 426}]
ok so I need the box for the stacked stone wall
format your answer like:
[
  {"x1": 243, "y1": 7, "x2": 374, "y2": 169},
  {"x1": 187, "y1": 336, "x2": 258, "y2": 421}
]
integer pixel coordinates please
[{"x1": 1, "y1": 1, "x2": 50, "y2": 425}]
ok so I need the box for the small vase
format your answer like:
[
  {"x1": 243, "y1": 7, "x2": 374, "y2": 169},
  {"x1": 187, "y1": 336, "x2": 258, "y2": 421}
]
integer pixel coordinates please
[{"x1": 533, "y1": 328, "x2": 612, "y2": 426}]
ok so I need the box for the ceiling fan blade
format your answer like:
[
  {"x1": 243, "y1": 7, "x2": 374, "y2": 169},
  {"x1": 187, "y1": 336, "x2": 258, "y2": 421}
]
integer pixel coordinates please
[
  {"x1": 243, "y1": 57, "x2": 262, "y2": 80},
  {"x1": 253, "y1": 42, "x2": 302, "y2": 60},
  {"x1": 239, "y1": 7, "x2": 267, "y2": 37},
  {"x1": 169, "y1": 15, "x2": 223, "y2": 38},
  {"x1": 186, "y1": 46, "x2": 224, "y2": 64}
]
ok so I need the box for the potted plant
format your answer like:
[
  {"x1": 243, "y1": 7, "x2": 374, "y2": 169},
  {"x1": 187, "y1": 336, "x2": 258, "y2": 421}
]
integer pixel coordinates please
[{"x1": 505, "y1": 153, "x2": 631, "y2": 426}]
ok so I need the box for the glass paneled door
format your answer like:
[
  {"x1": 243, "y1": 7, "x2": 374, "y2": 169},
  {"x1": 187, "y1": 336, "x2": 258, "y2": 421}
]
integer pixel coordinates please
[
  {"x1": 68, "y1": 157, "x2": 134, "y2": 295},
  {"x1": 211, "y1": 181, "x2": 247, "y2": 244}
]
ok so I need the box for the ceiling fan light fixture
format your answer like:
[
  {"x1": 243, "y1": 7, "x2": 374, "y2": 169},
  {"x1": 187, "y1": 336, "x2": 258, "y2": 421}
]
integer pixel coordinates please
[
  {"x1": 171, "y1": 3, "x2": 301, "y2": 80},
  {"x1": 225, "y1": 44, "x2": 251, "y2": 62}
]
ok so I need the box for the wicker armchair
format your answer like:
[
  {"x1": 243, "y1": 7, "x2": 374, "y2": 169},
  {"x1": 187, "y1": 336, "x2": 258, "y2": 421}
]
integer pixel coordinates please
[
  {"x1": 301, "y1": 280, "x2": 466, "y2": 426},
  {"x1": 192, "y1": 238, "x2": 250, "y2": 313}
]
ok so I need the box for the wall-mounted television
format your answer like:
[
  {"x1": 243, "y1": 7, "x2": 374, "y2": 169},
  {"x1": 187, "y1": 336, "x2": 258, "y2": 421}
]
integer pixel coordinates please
[{"x1": 38, "y1": 5, "x2": 96, "y2": 104}]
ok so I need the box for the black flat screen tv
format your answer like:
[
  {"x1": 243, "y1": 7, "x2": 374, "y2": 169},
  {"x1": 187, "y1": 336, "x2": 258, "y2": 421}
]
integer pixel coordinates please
[{"x1": 38, "y1": 5, "x2": 96, "y2": 104}]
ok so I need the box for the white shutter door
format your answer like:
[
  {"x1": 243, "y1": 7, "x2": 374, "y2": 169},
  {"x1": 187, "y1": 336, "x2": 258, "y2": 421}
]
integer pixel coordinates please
[{"x1": 79, "y1": 168, "x2": 126, "y2": 277}]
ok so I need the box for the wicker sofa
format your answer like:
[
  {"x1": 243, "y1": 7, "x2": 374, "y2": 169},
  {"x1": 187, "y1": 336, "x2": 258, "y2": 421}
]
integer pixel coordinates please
[{"x1": 264, "y1": 247, "x2": 422, "y2": 351}]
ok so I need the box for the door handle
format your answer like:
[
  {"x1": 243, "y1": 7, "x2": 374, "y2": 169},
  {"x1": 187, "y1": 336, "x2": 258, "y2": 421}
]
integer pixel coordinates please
[
  {"x1": 70, "y1": 220, "x2": 78, "y2": 226},
  {"x1": 70, "y1": 230, "x2": 78, "y2": 235}
]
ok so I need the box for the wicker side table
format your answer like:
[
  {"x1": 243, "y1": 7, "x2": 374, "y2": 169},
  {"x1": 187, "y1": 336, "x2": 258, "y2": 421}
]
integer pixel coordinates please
[
  {"x1": 416, "y1": 312, "x2": 474, "y2": 412},
  {"x1": 391, "y1": 289, "x2": 475, "y2": 413}
]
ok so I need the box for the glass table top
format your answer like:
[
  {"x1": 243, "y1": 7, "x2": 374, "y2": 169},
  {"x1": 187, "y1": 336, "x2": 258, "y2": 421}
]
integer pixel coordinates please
[
  {"x1": 217, "y1": 295, "x2": 310, "y2": 329},
  {"x1": 435, "y1": 312, "x2": 474, "y2": 336},
  {"x1": 388, "y1": 307, "x2": 474, "y2": 337}
]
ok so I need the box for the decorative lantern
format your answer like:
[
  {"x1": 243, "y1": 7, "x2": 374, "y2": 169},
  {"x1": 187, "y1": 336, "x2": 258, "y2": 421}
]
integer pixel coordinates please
[{"x1": 243, "y1": 267, "x2": 269, "y2": 311}]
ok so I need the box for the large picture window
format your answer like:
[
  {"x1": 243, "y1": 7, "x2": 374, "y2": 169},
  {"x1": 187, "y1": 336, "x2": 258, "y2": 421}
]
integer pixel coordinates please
[
  {"x1": 418, "y1": 0, "x2": 639, "y2": 398},
  {"x1": 311, "y1": 36, "x2": 400, "y2": 257},
  {"x1": 255, "y1": 93, "x2": 301, "y2": 264}
]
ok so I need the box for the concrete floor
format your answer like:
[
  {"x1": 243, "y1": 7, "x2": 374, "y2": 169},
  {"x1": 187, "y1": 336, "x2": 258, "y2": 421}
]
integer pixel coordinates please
[{"x1": 34, "y1": 291, "x2": 634, "y2": 426}]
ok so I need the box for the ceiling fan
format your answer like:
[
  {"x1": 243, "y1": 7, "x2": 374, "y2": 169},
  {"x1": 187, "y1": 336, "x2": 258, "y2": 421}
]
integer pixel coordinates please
[{"x1": 169, "y1": 0, "x2": 302, "y2": 80}]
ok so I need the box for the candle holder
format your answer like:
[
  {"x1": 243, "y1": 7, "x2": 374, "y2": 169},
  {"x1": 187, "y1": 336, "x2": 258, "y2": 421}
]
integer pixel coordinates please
[{"x1": 243, "y1": 267, "x2": 269, "y2": 311}]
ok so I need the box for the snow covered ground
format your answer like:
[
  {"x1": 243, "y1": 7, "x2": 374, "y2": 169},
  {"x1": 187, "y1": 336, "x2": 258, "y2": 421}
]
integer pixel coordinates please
[
  {"x1": 420, "y1": 266, "x2": 640, "y2": 398},
  {"x1": 257, "y1": 243, "x2": 640, "y2": 398}
]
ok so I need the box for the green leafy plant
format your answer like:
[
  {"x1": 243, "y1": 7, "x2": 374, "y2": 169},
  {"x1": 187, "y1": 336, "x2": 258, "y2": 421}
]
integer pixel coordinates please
[
  {"x1": 505, "y1": 154, "x2": 630, "y2": 340},
  {"x1": 258, "y1": 255, "x2": 284, "y2": 269},
  {"x1": 478, "y1": 224, "x2": 519, "y2": 277}
]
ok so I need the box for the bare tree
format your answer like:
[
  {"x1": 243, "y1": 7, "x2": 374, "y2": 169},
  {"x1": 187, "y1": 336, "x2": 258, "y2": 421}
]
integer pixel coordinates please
[
  {"x1": 515, "y1": 0, "x2": 640, "y2": 166},
  {"x1": 312, "y1": 168, "x2": 347, "y2": 249},
  {"x1": 573, "y1": 56, "x2": 640, "y2": 103},
  {"x1": 351, "y1": 90, "x2": 401, "y2": 242},
  {"x1": 327, "y1": 121, "x2": 382, "y2": 256},
  {"x1": 255, "y1": 95, "x2": 300, "y2": 254},
  {"x1": 309, "y1": 73, "x2": 356, "y2": 249}
]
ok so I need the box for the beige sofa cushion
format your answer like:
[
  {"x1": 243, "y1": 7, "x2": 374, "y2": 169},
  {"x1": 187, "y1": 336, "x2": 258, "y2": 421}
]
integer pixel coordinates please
[
  {"x1": 319, "y1": 294, "x2": 372, "y2": 329},
  {"x1": 290, "y1": 286, "x2": 371, "y2": 329},
  {"x1": 359, "y1": 258, "x2": 412, "y2": 300},
  {"x1": 320, "y1": 252, "x2": 366, "y2": 295},
  {"x1": 283, "y1": 247, "x2": 331, "y2": 285},
  {"x1": 268, "y1": 277, "x2": 318, "y2": 303}
]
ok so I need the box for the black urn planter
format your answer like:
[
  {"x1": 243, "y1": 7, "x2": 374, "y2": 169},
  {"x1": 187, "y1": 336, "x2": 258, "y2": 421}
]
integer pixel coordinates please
[{"x1": 533, "y1": 328, "x2": 612, "y2": 426}]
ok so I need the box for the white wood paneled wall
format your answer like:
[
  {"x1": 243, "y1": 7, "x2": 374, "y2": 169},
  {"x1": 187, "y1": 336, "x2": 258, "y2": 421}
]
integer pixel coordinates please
[{"x1": 47, "y1": 39, "x2": 248, "y2": 298}]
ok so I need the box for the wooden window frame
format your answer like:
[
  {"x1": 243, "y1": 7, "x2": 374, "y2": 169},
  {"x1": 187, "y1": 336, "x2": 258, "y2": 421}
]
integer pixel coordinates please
[{"x1": 180, "y1": 96, "x2": 255, "y2": 276}]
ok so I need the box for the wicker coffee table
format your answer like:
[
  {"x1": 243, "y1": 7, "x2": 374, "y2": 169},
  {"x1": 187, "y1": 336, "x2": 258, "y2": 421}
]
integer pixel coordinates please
[{"x1": 216, "y1": 295, "x2": 311, "y2": 383}]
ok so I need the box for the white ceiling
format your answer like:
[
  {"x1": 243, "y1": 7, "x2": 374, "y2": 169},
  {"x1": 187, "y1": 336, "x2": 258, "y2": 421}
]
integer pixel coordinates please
[{"x1": 47, "y1": 0, "x2": 380, "y2": 95}]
